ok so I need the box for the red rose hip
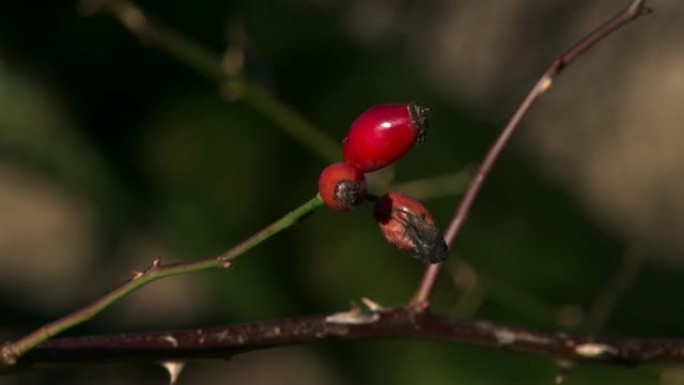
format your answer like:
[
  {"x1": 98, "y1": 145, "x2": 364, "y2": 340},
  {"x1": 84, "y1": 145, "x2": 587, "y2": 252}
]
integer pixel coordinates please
[
  {"x1": 373, "y1": 192, "x2": 447, "y2": 264},
  {"x1": 318, "y1": 163, "x2": 367, "y2": 211},
  {"x1": 343, "y1": 102, "x2": 429, "y2": 172}
]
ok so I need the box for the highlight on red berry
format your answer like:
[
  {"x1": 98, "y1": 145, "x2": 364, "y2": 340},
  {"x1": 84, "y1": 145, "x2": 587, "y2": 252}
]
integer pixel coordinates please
[
  {"x1": 318, "y1": 163, "x2": 368, "y2": 211},
  {"x1": 342, "y1": 102, "x2": 429, "y2": 173},
  {"x1": 373, "y1": 192, "x2": 447, "y2": 264}
]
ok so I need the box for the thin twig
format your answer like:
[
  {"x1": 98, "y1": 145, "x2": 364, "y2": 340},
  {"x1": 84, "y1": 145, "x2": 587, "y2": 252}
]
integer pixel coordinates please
[
  {"x1": 410, "y1": 0, "x2": 652, "y2": 306},
  {"x1": 5, "y1": 305, "x2": 684, "y2": 373},
  {"x1": 80, "y1": 0, "x2": 340, "y2": 162},
  {"x1": 0, "y1": 195, "x2": 324, "y2": 367}
]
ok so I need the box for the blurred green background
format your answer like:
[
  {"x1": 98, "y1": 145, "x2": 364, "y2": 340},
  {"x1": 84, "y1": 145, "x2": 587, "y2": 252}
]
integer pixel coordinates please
[{"x1": 0, "y1": 0, "x2": 682, "y2": 384}]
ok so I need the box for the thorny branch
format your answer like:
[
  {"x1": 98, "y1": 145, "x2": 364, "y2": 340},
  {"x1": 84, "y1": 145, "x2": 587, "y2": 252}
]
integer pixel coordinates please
[
  {"x1": 4, "y1": 305, "x2": 684, "y2": 374},
  {"x1": 410, "y1": 0, "x2": 652, "y2": 306}
]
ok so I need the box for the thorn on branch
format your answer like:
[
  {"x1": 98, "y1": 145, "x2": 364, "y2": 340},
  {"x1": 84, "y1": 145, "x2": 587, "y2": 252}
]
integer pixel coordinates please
[
  {"x1": 360, "y1": 297, "x2": 384, "y2": 312},
  {"x1": 160, "y1": 361, "x2": 186, "y2": 385},
  {"x1": 325, "y1": 302, "x2": 380, "y2": 325},
  {"x1": 130, "y1": 270, "x2": 144, "y2": 279}
]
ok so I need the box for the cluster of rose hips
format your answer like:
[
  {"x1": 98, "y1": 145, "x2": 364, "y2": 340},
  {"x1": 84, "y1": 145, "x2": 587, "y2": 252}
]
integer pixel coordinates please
[{"x1": 318, "y1": 103, "x2": 448, "y2": 265}]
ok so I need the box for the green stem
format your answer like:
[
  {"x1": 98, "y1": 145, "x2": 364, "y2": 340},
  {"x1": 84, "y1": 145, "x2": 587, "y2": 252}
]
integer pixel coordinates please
[
  {"x1": 2, "y1": 194, "x2": 324, "y2": 366},
  {"x1": 217, "y1": 194, "x2": 324, "y2": 263}
]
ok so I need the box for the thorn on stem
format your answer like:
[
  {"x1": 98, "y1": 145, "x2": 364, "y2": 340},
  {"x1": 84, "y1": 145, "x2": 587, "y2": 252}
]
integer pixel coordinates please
[
  {"x1": 160, "y1": 361, "x2": 186, "y2": 385},
  {"x1": 139, "y1": 258, "x2": 162, "y2": 276},
  {"x1": 360, "y1": 297, "x2": 384, "y2": 311},
  {"x1": 130, "y1": 270, "x2": 144, "y2": 279}
]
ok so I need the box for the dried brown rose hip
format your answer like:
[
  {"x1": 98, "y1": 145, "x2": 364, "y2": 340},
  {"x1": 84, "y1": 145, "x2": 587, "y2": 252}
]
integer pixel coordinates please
[{"x1": 373, "y1": 192, "x2": 448, "y2": 264}]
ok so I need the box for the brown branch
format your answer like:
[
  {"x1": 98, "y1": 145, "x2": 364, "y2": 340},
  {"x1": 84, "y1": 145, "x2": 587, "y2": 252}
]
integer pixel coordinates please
[
  {"x1": 411, "y1": 0, "x2": 652, "y2": 305},
  {"x1": 4, "y1": 305, "x2": 683, "y2": 374}
]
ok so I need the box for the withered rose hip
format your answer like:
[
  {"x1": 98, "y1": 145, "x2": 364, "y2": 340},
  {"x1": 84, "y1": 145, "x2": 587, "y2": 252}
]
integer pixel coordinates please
[
  {"x1": 342, "y1": 102, "x2": 428, "y2": 173},
  {"x1": 373, "y1": 192, "x2": 448, "y2": 264},
  {"x1": 318, "y1": 163, "x2": 367, "y2": 211}
]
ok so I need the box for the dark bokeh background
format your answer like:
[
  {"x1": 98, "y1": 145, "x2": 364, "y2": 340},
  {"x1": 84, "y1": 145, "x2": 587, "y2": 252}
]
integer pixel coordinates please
[{"x1": 0, "y1": 1, "x2": 682, "y2": 384}]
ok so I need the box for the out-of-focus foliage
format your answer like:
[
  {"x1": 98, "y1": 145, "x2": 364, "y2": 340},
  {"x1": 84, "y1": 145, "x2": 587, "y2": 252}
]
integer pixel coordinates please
[{"x1": 0, "y1": 1, "x2": 681, "y2": 384}]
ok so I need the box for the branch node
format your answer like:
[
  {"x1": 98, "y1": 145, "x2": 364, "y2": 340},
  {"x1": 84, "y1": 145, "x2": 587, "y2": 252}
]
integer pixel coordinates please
[
  {"x1": 409, "y1": 299, "x2": 430, "y2": 314},
  {"x1": 0, "y1": 343, "x2": 17, "y2": 367},
  {"x1": 216, "y1": 257, "x2": 232, "y2": 269}
]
